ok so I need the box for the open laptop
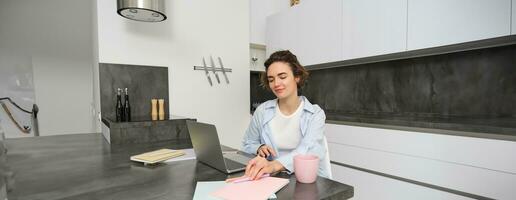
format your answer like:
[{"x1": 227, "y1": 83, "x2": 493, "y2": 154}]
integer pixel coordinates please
[{"x1": 186, "y1": 120, "x2": 252, "y2": 174}]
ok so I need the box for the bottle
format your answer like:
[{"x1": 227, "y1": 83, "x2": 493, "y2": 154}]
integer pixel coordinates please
[
  {"x1": 151, "y1": 99, "x2": 158, "y2": 120},
  {"x1": 115, "y1": 88, "x2": 123, "y2": 122},
  {"x1": 158, "y1": 99, "x2": 165, "y2": 120},
  {"x1": 124, "y1": 88, "x2": 131, "y2": 122}
]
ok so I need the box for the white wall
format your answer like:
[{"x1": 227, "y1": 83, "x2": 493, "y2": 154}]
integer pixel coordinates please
[
  {"x1": 250, "y1": 45, "x2": 266, "y2": 71},
  {"x1": 0, "y1": 0, "x2": 95, "y2": 136},
  {"x1": 95, "y1": 0, "x2": 250, "y2": 149},
  {"x1": 0, "y1": 49, "x2": 35, "y2": 138},
  {"x1": 91, "y1": 0, "x2": 101, "y2": 133},
  {"x1": 327, "y1": 123, "x2": 516, "y2": 199},
  {"x1": 511, "y1": 0, "x2": 516, "y2": 34},
  {"x1": 250, "y1": 0, "x2": 290, "y2": 45}
]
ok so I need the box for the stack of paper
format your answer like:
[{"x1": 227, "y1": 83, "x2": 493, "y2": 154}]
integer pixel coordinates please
[
  {"x1": 193, "y1": 181, "x2": 227, "y2": 200},
  {"x1": 165, "y1": 148, "x2": 196, "y2": 162},
  {"x1": 193, "y1": 180, "x2": 282, "y2": 200},
  {"x1": 130, "y1": 149, "x2": 185, "y2": 164},
  {"x1": 211, "y1": 177, "x2": 288, "y2": 200}
]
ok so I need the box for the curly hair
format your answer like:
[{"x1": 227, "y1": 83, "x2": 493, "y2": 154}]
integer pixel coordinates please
[{"x1": 260, "y1": 50, "x2": 309, "y2": 91}]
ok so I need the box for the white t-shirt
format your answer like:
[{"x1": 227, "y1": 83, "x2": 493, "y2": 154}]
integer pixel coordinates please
[{"x1": 270, "y1": 100, "x2": 304, "y2": 156}]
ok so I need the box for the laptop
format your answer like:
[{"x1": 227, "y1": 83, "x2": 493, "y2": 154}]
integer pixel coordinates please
[{"x1": 186, "y1": 120, "x2": 252, "y2": 174}]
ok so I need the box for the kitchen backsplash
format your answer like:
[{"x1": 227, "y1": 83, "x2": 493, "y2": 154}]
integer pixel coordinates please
[
  {"x1": 250, "y1": 71, "x2": 275, "y2": 113},
  {"x1": 99, "y1": 63, "x2": 169, "y2": 121},
  {"x1": 301, "y1": 44, "x2": 516, "y2": 136},
  {"x1": 250, "y1": 44, "x2": 516, "y2": 136}
]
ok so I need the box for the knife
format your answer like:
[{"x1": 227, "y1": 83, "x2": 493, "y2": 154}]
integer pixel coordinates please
[
  {"x1": 218, "y1": 57, "x2": 230, "y2": 84},
  {"x1": 210, "y1": 56, "x2": 221, "y2": 84},
  {"x1": 202, "y1": 57, "x2": 213, "y2": 86}
]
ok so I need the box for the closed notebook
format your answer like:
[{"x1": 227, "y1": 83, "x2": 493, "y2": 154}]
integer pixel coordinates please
[
  {"x1": 130, "y1": 149, "x2": 185, "y2": 164},
  {"x1": 193, "y1": 181, "x2": 227, "y2": 200},
  {"x1": 211, "y1": 177, "x2": 289, "y2": 200}
]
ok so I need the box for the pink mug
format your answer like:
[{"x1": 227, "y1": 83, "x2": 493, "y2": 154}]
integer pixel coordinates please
[{"x1": 294, "y1": 154, "x2": 319, "y2": 183}]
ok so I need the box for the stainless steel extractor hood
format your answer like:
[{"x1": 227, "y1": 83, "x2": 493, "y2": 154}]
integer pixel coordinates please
[{"x1": 117, "y1": 0, "x2": 166, "y2": 22}]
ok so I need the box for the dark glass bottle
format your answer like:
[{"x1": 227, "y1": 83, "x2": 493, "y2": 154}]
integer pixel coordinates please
[
  {"x1": 124, "y1": 88, "x2": 131, "y2": 122},
  {"x1": 115, "y1": 88, "x2": 123, "y2": 122}
]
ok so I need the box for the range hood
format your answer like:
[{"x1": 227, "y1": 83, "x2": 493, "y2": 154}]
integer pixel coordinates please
[{"x1": 117, "y1": 0, "x2": 166, "y2": 22}]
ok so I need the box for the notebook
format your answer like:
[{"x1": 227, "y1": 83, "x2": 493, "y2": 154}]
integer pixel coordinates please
[
  {"x1": 210, "y1": 177, "x2": 289, "y2": 200},
  {"x1": 193, "y1": 181, "x2": 278, "y2": 200},
  {"x1": 193, "y1": 181, "x2": 227, "y2": 200},
  {"x1": 164, "y1": 148, "x2": 196, "y2": 163},
  {"x1": 130, "y1": 149, "x2": 185, "y2": 164}
]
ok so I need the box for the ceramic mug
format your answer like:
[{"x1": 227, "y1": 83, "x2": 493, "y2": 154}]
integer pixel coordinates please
[{"x1": 294, "y1": 154, "x2": 319, "y2": 183}]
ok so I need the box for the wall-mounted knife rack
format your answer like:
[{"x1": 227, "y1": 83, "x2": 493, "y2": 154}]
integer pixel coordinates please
[{"x1": 193, "y1": 56, "x2": 231, "y2": 86}]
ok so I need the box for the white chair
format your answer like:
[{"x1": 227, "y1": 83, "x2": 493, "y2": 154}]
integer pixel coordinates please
[{"x1": 323, "y1": 136, "x2": 332, "y2": 179}]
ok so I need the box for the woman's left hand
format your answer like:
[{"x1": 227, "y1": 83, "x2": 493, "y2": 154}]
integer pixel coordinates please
[{"x1": 245, "y1": 156, "x2": 283, "y2": 180}]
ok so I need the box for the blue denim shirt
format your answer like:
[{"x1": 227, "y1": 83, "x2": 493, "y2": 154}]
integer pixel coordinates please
[{"x1": 242, "y1": 96, "x2": 330, "y2": 178}]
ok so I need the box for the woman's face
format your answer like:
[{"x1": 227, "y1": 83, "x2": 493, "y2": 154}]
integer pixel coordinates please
[{"x1": 267, "y1": 61, "x2": 300, "y2": 100}]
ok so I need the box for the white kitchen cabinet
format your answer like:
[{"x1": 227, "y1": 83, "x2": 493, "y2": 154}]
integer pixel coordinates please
[
  {"x1": 266, "y1": 0, "x2": 343, "y2": 66},
  {"x1": 407, "y1": 0, "x2": 511, "y2": 50},
  {"x1": 331, "y1": 164, "x2": 472, "y2": 200},
  {"x1": 265, "y1": 8, "x2": 297, "y2": 58},
  {"x1": 325, "y1": 123, "x2": 516, "y2": 199},
  {"x1": 250, "y1": 0, "x2": 290, "y2": 45},
  {"x1": 293, "y1": 0, "x2": 343, "y2": 66},
  {"x1": 342, "y1": 0, "x2": 407, "y2": 60}
]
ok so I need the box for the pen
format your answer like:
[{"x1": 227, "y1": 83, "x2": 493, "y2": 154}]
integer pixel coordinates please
[{"x1": 226, "y1": 173, "x2": 270, "y2": 183}]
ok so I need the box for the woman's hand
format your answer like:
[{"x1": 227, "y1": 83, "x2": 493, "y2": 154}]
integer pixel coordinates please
[
  {"x1": 245, "y1": 156, "x2": 284, "y2": 180},
  {"x1": 257, "y1": 145, "x2": 277, "y2": 158}
]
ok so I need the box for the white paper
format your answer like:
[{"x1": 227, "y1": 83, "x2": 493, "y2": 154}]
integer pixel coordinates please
[{"x1": 164, "y1": 148, "x2": 196, "y2": 162}]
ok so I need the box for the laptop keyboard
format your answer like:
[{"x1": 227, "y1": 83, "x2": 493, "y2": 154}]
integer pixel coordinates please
[
  {"x1": 224, "y1": 158, "x2": 246, "y2": 170},
  {"x1": 224, "y1": 153, "x2": 251, "y2": 165}
]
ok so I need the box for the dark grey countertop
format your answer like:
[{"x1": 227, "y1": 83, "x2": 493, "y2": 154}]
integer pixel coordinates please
[
  {"x1": 326, "y1": 119, "x2": 516, "y2": 142},
  {"x1": 101, "y1": 115, "x2": 193, "y2": 128},
  {"x1": 5, "y1": 133, "x2": 353, "y2": 200}
]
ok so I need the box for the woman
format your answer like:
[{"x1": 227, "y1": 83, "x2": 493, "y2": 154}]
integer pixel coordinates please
[{"x1": 242, "y1": 50, "x2": 331, "y2": 180}]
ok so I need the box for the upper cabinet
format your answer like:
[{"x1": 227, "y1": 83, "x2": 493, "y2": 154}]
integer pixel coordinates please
[
  {"x1": 407, "y1": 0, "x2": 512, "y2": 50},
  {"x1": 266, "y1": 0, "x2": 343, "y2": 66},
  {"x1": 250, "y1": 0, "x2": 290, "y2": 45},
  {"x1": 265, "y1": 0, "x2": 513, "y2": 65},
  {"x1": 266, "y1": 8, "x2": 298, "y2": 59},
  {"x1": 342, "y1": 0, "x2": 407, "y2": 60},
  {"x1": 294, "y1": 0, "x2": 343, "y2": 66}
]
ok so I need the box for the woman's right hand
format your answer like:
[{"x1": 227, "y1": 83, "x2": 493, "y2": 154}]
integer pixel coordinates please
[{"x1": 257, "y1": 145, "x2": 277, "y2": 158}]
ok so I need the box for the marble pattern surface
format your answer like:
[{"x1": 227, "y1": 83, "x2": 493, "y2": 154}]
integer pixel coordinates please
[
  {"x1": 102, "y1": 118, "x2": 194, "y2": 145},
  {"x1": 301, "y1": 44, "x2": 516, "y2": 136},
  {"x1": 250, "y1": 71, "x2": 275, "y2": 113},
  {"x1": 6, "y1": 133, "x2": 353, "y2": 200},
  {"x1": 99, "y1": 63, "x2": 169, "y2": 122}
]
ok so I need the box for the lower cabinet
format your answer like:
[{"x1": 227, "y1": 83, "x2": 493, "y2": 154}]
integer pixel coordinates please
[
  {"x1": 325, "y1": 123, "x2": 516, "y2": 200},
  {"x1": 330, "y1": 164, "x2": 472, "y2": 200}
]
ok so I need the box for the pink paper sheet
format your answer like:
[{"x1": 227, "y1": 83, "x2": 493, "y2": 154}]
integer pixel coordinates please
[{"x1": 211, "y1": 177, "x2": 289, "y2": 200}]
